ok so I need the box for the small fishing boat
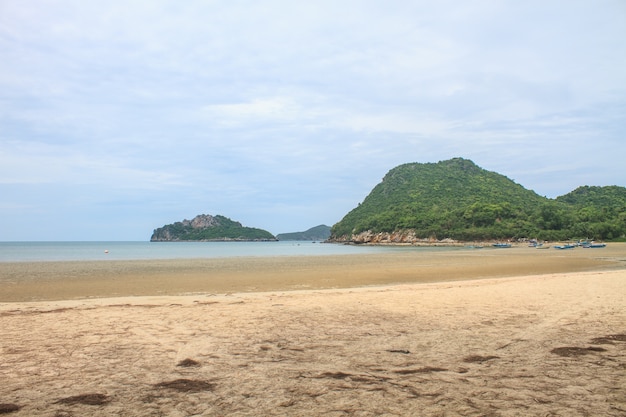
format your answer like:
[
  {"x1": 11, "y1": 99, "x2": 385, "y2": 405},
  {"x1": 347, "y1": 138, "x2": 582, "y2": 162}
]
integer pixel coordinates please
[
  {"x1": 583, "y1": 242, "x2": 607, "y2": 248},
  {"x1": 492, "y1": 243, "x2": 511, "y2": 248},
  {"x1": 554, "y1": 244, "x2": 576, "y2": 249}
]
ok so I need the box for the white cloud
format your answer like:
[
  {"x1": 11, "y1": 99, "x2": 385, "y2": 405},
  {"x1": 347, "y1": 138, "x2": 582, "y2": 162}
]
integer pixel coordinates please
[
  {"x1": 0, "y1": 0, "x2": 624, "y2": 239},
  {"x1": 199, "y1": 97, "x2": 301, "y2": 127}
]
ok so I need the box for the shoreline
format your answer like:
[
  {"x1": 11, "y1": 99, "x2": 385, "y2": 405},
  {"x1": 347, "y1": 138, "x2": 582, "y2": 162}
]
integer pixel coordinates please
[
  {"x1": 1, "y1": 244, "x2": 625, "y2": 302},
  {"x1": 1, "y1": 268, "x2": 622, "y2": 310}
]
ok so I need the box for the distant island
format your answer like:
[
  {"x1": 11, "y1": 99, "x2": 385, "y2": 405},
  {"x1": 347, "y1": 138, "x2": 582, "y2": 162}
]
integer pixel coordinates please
[
  {"x1": 276, "y1": 225, "x2": 331, "y2": 241},
  {"x1": 150, "y1": 214, "x2": 276, "y2": 242}
]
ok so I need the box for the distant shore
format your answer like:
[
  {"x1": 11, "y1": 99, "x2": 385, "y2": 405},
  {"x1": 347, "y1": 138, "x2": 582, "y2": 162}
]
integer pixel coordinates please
[{"x1": 329, "y1": 237, "x2": 612, "y2": 247}]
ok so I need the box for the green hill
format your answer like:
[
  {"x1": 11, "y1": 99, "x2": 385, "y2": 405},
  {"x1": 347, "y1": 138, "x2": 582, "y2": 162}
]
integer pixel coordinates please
[
  {"x1": 151, "y1": 214, "x2": 276, "y2": 241},
  {"x1": 554, "y1": 186, "x2": 626, "y2": 240},
  {"x1": 276, "y1": 225, "x2": 331, "y2": 241},
  {"x1": 330, "y1": 158, "x2": 626, "y2": 242},
  {"x1": 556, "y1": 185, "x2": 626, "y2": 207}
]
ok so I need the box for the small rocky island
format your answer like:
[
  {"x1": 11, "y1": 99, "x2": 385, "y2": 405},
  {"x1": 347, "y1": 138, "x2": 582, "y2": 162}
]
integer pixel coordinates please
[
  {"x1": 150, "y1": 214, "x2": 277, "y2": 242},
  {"x1": 276, "y1": 225, "x2": 331, "y2": 241}
]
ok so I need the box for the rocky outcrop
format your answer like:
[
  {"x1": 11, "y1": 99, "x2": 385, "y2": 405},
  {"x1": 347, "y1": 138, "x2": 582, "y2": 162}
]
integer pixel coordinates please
[
  {"x1": 329, "y1": 230, "x2": 463, "y2": 246},
  {"x1": 151, "y1": 227, "x2": 177, "y2": 242},
  {"x1": 187, "y1": 214, "x2": 223, "y2": 229}
]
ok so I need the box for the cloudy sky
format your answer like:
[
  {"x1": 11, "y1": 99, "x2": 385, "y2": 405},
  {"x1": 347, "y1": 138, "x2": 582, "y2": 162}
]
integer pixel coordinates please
[{"x1": 1, "y1": 1, "x2": 625, "y2": 241}]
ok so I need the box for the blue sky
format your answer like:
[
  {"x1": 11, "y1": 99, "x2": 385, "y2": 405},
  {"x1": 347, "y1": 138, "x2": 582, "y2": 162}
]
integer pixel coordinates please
[{"x1": 1, "y1": 1, "x2": 625, "y2": 241}]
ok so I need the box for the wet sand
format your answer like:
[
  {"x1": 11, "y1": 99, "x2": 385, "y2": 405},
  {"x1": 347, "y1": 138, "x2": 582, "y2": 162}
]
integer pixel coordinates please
[
  {"x1": 1, "y1": 245, "x2": 625, "y2": 416},
  {"x1": 1, "y1": 245, "x2": 624, "y2": 302}
]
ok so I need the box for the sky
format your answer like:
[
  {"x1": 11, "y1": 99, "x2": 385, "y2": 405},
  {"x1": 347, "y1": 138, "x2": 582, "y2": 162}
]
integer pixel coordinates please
[{"x1": 1, "y1": 1, "x2": 625, "y2": 241}]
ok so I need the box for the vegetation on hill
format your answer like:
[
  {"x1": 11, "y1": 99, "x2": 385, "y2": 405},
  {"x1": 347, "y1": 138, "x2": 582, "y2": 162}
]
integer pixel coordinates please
[
  {"x1": 151, "y1": 214, "x2": 276, "y2": 241},
  {"x1": 276, "y1": 225, "x2": 331, "y2": 241},
  {"x1": 554, "y1": 186, "x2": 626, "y2": 240},
  {"x1": 330, "y1": 158, "x2": 626, "y2": 242}
]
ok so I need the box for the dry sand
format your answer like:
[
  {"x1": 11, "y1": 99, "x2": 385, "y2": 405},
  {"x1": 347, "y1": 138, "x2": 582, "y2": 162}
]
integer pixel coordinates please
[{"x1": 1, "y1": 245, "x2": 625, "y2": 416}]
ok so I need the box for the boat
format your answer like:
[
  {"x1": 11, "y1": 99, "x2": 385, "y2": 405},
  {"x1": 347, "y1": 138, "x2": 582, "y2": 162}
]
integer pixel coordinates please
[
  {"x1": 554, "y1": 244, "x2": 576, "y2": 249},
  {"x1": 492, "y1": 243, "x2": 512, "y2": 248},
  {"x1": 583, "y1": 242, "x2": 607, "y2": 248}
]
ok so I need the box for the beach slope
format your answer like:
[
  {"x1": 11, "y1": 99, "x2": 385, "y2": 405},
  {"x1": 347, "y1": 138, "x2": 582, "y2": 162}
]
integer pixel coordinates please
[{"x1": 1, "y1": 246, "x2": 625, "y2": 416}]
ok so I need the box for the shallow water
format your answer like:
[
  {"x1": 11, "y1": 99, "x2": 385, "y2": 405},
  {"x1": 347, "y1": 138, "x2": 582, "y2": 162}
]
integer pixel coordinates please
[{"x1": 0, "y1": 241, "x2": 462, "y2": 262}]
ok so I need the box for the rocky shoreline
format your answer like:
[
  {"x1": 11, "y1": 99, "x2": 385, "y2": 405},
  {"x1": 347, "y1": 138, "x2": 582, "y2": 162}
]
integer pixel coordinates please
[{"x1": 329, "y1": 230, "x2": 506, "y2": 246}]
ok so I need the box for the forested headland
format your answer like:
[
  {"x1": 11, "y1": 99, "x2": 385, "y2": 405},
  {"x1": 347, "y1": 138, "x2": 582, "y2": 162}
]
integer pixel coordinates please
[{"x1": 330, "y1": 158, "x2": 626, "y2": 243}]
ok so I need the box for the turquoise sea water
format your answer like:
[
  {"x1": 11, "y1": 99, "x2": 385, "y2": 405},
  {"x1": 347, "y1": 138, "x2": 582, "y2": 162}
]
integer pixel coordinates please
[{"x1": 0, "y1": 241, "x2": 461, "y2": 262}]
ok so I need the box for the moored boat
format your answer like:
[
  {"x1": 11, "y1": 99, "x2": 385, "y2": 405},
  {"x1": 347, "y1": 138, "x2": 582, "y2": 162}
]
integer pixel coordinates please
[
  {"x1": 492, "y1": 243, "x2": 512, "y2": 248},
  {"x1": 554, "y1": 244, "x2": 576, "y2": 249},
  {"x1": 582, "y1": 242, "x2": 607, "y2": 248}
]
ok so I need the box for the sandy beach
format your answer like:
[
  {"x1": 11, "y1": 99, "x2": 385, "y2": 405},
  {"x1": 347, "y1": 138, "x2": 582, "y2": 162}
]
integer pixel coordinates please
[{"x1": 1, "y1": 245, "x2": 625, "y2": 416}]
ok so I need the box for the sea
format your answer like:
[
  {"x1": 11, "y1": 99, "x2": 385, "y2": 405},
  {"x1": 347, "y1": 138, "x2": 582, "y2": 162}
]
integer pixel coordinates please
[{"x1": 0, "y1": 241, "x2": 463, "y2": 263}]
